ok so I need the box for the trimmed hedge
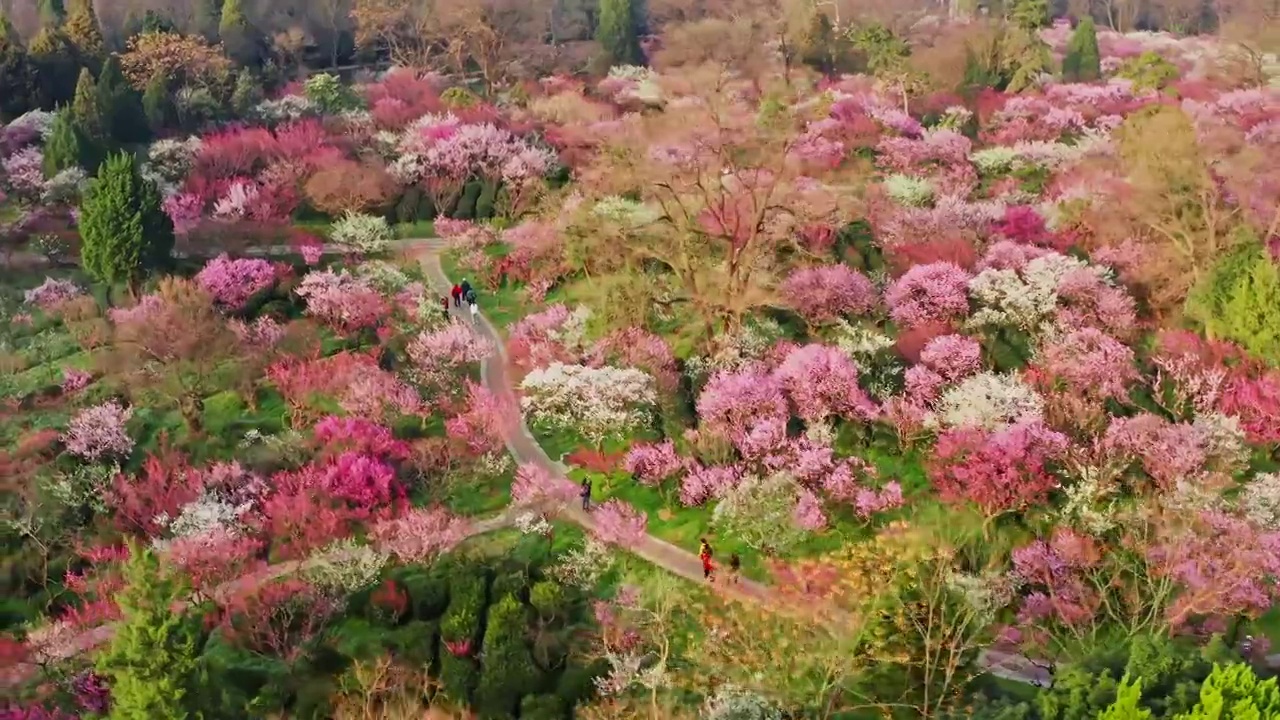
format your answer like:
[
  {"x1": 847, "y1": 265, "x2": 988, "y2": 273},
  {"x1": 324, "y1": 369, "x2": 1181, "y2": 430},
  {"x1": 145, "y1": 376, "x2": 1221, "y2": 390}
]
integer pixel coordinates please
[
  {"x1": 454, "y1": 181, "x2": 483, "y2": 219},
  {"x1": 475, "y1": 595, "x2": 542, "y2": 719},
  {"x1": 388, "y1": 620, "x2": 438, "y2": 667},
  {"x1": 394, "y1": 568, "x2": 450, "y2": 621},
  {"x1": 520, "y1": 694, "x2": 567, "y2": 720},
  {"x1": 475, "y1": 180, "x2": 498, "y2": 220}
]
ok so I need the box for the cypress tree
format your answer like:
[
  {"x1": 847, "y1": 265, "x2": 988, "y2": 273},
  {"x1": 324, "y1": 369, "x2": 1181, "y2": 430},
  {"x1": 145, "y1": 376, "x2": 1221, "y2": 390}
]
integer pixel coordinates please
[
  {"x1": 218, "y1": 0, "x2": 258, "y2": 66},
  {"x1": 71, "y1": 66, "x2": 104, "y2": 142},
  {"x1": 37, "y1": 0, "x2": 65, "y2": 28},
  {"x1": 142, "y1": 71, "x2": 173, "y2": 132},
  {"x1": 1062, "y1": 17, "x2": 1100, "y2": 81},
  {"x1": 98, "y1": 54, "x2": 149, "y2": 143},
  {"x1": 596, "y1": 0, "x2": 643, "y2": 67},
  {"x1": 1009, "y1": 0, "x2": 1049, "y2": 31},
  {"x1": 0, "y1": 16, "x2": 38, "y2": 121},
  {"x1": 140, "y1": 10, "x2": 176, "y2": 35},
  {"x1": 62, "y1": 0, "x2": 105, "y2": 70},
  {"x1": 79, "y1": 152, "x2": 175, "y2": 291},
  {"x1": 230, "y1": 68, "x2": 261, "y2": 117},
  {"x1": 43, "y1": 111, "x2": 86, "y2": 175},
  {"x1": 95, "y1": 544, "x2": 202, "y2": 720},
  {"x1": 29, "y1": 26, "x2": 78, "y2": 107}
]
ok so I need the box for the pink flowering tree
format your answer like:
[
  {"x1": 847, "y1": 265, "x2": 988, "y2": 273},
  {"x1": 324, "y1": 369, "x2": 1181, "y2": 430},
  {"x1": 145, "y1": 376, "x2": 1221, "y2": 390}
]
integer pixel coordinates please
[
  {"x1": 508, "y1": 304, "x2": 581, "y2": 370},
  {"x1": 623, "y1": 440, "x2": 686, "y2": 486},
  {"x1": 444, "y1": 380, "x2": 511, "y2": 456},
  {"x1": 695, "y1": 366, "x2": 789, "y2": 456},
  {"x1": 371, "y1": 507, "x2": 472, "y2": 563},
  {"x1": 164, "y1": 528, "x2": 266, "y2": 600},
  {"x1": 774, "y1": 344, "x2": 878, "y2": 426},
  {"x1": 589, "y1": 499, "x2": 648, "y2": 549},
  {"x1": 884, "y1": 262, "x2": 972, "y2": 329},
  {"x1": 194, "y1": 254, "x2": 278, "y2": 312},
  {"x1": 780, "y1": 264, "x2": 878, "y2": 325},
  {"x1": 510, "y1": 462, "x2": 579, "y2": 509},
  {"x1": 62, "y1": 401, "x2": 135, "y2": 463},
  {"x1": 23, "y1": 278, "x2": 83, "y2": 309},
  {"x1": 1035, "y1": 327, "x2": 1137, "y2": 402},
  {"x1": 293, "y1": 269, "x2": 390, "y2": 334},
  {"x1": 405, "y1": 322, "x2": 493, "y2": 390},
  {"x1": 929, "y1": 421, "x2": 1069, "y2": 522},
  {"x1": 919, "y1": 334, "x2": 983, "y2": 382}
]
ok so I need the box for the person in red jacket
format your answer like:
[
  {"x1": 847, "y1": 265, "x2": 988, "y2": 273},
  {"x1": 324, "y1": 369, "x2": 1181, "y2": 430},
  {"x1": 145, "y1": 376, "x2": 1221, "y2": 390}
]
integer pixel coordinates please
[
  {"x1": 450, "y1": 283, "x2": 462, "y2": 307},
  {"x1": 441, "y1": 296, "x2": 451, "y2": 321},
  {"x1": 699, "y1": 538, "x2": 714, "y2": 581}
]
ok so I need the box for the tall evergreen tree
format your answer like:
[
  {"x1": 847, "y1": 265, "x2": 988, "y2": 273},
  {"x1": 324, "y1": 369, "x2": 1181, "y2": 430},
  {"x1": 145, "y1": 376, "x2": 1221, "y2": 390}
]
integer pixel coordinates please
[
  {"x1": 0, "y1": 15, "x2": 38, "y2": 121},
  {"x1": 79, "y1": 152, "x2": 175, "y2": 291},
  {"x1": 142, "y1": 71, "x2": 173, "y2": 132},
  {"x1": 218, "y1": 0, "x2": 258, "y2": 66},
  {"x1": 193, "y1": 0, "x2": 222, "y2": 39},
  {"x1": 95, "y1": 544, "x2": 203, "y2": 720},
  {"x1": 98, "y1": 54, "x2": 149, "y2": 143},
  {"x1": 43, "y1": 110, "x2": 86, "y2": 175},
  {"x1": 230, "y1": 67, "x2": 261, "y2": 116},
  {"x1": 62, "y1": 0, "x2": 105, "y2": 70},
  {"x1": 28, "y1": 26, "x2": 77, "y2": 107},
  {"x1": 72, "y1": 67, "x2": 104, "y2": 140},
  {"x1": 596, "y1": 0, "x2": 643, "y2": 67},
  {"x1": 1008, "y1": 0, "x2": 1050, "y2": 31},
  {"x1": 1062, "y1": 16, "x2": 1101, "y2": 81},
  {"x1": 37, "y1": 0, "x2": 65, "y2": 28}
]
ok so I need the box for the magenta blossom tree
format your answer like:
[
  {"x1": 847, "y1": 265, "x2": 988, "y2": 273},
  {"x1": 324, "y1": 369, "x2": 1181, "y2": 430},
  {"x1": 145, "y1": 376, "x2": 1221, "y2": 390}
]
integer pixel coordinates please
[
  {"x1": 774, "y1": 344, "x2": 879, "y2": 425},
  {"x1": 623, "y1": 440, "x2": 686, "y2": 485},
  {"x1": 780, "y1": 264, "x2": 878, "y2": 324},
  {"x1": 884, "y1": 261, "x2": 972, "y2": 328},
  {"x1": 695, "y1": 366, "x2": 789, "y2": 454},
  {"x1": 590, "y1": 499, "x2": 648, "y2": 549},
  {"x1": 919, "y1": 334, "x2": 983, "y2": 382},
  {"x1": 1036, "y1": 327, "x2": 1137, "y2": 401},
  {"x1": 195, "y1": 254, "x2": 278, "y2": 311},
  {"x1": 929, "y1": 421, "x2": 1068, "y2": 518}
]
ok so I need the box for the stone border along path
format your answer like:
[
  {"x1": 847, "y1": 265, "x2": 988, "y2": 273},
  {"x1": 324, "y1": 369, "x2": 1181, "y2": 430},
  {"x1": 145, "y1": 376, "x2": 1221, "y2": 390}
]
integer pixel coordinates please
[{"x1": 7, "y1": 238, "x2": 1276, "y2": 690}]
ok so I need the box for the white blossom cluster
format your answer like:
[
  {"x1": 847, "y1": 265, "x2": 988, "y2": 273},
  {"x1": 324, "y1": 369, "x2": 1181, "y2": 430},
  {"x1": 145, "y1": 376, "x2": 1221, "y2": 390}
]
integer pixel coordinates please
[
  {"x1": 1191, "y1": 412, "x2": 1250, "y2": 476},
  {"x1": 7, "y1": 110, "x2": 56, "y2": 139},
  {"x1": 514, "y1": 511, "x2": 553, "y2": 536},
  {"x1": 1239, "y1": 473, "x2": 1280, "y2": 530},
  {"x1": 520, "y1": 363, "x2": 657, "y2": 445},
  {"x1": 39, "y1": 463, "x2": 116, "y2": 514},
  {"x1": 970, "y1": 146, "x2": 1022, "y2": 175},
  {"x1": 967, "y1": 253, "x2": 1090, "y2": 334},
  {"x1": 330, "y1": 211, "x2": 393, "y2": 254},
  {"x1": 1057, "y1": 468, "x2": 1120, "y2": 535},
  {"x1": 305, "y1": 538, "x2": 389, "y2": 594},
  {"x1": 252, "y1": 94, "x2": 318, "y2": 124},
  {"x1": 548, "y1": 537, "x2": 613, "y2": 590},
  {"x1": 936, "y1": 371, "x2": 1044, "y2": 430},
  {"x1": 832, "y1": 320, "x2": 897, "y2": 358},
  {"x1": 702, "y1": 685, "x2": 783, "y2": 720},
  {"x1": 711, "y1": 472, "x2": 807, "y2": 553},
  {"x1": 883, "y1": 174, "x2": 936, "y2": 207},
  {"x1": 42, "y1": 168, "x2": 87, "y2": 205},
  {"x1": 152, "y1": 492, "x2": 253, "y2": 548},
  {"x1": 143, "y1": 137, "x2": 202, "y2": 192},
  {"x1": 355, "y1": 260, "x2": 412, "y2": 293},
  {"x1": 945, "y1": 570, "x2": 1016, "y2": 623},
  {"x1": 594, "y1": 651, "x2": 669, "y2": 696},
  {"x1": 592, "y1": 196, "x2": 661, "y2": 227}
]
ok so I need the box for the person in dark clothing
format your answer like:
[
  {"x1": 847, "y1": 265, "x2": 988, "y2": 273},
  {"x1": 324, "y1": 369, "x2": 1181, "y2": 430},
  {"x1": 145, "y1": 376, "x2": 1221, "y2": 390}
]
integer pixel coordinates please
[
  {"x1": 460, "y1": 278, "x2": 472, "y2": 298},
  {"x1": 464, "y1": 288, "x2": 477, "y2": 305},
  {"x1": 699, "y1": 538, "x2": 714, "y2": 580},
  {"x1": 451, "y1": 284, "x2": 462, "y2": 307},
  {"x1": 727, "y1": 553, "x2": 741, "y2": 584},
  {"x1": 580, "y1": 477, "x2": 592, "y2": 511},
  {"x1": 441, "y1": 296, "x2": 451, "y2": 321}
]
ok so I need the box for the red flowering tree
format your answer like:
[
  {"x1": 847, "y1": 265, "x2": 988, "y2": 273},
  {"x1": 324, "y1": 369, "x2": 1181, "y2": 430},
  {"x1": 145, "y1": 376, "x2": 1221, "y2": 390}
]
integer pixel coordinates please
[
  {"x1": 929, "y1": 422, "x2": 1069, "y2": 522},
  {"x1": 217, "y1": 577, "x2": 343, "y2": 661}
]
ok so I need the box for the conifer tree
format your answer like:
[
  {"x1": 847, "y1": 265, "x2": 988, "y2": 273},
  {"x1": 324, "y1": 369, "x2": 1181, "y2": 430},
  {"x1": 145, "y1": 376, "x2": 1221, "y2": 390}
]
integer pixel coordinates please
[
  {"x1": 72, "y1": 66, "x2": 104, "y2": 142},
  {"x1": 230, "y1": 68, "x2": 261, "y2": 116},
  {"x1": 142, "y1": 71, "x2": 173, "y2": 132},
  {"x1": 1097, "y1": 674, "x2": 1153, "y2": 719},
  {"x1": 596, "y1": 0, "x2": 643, "y2": 67},
  {"x1": 28, "y1": 26, "x2": 78, "y2": 106},
  {"x1": 0, "y1": 15, "x2": 38, "y2": 120},
  {"x1": 219, "y1": 0, "x2": 258, "y2": 66},
  {"x1": 43, "y1": 110, "x2": 86, "y2": 175},
  {"x1": 1062, "y1": 16, "x2": 1101, "y2": 81},
  {"x1": 79, "y1": 152, "x2": 175, "y2": 291},
  {"x1": 1009, "y1": 0, "x2": 1049, "y2": 31},
  {"x1": 98, "y1": 54, "x2": 149, "y2": 143},
  {"x1": 95, "y1": 544, "x2": 202, "y2": 720},
  {"x1": 37, "y1": 0, "x2": 65, "y2": 28},
  {"x1": 62, "y1": 0, "x2": 104, "y2": 70}
]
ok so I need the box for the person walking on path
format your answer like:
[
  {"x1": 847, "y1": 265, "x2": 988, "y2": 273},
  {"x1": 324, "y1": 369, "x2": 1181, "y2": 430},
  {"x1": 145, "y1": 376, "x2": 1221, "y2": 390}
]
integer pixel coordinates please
[
  {"x1": 441, "y1": 296, "x2": 451, "y2": 322},
  {"x1": 699, "y1": 538, "x2": 715, "y2": 581},
  {"x1": 468, "y1": 297, "x2": 479, "y2": 325},
  {"x1": 580, "y1": 477, "x2": 592, "y2": 511},
  {"x1": 727, "y1": 553, "x2": 741, "y2": 584},
  {"x1": 460, "y1": 278, "x2": 472, "y2": 299},
  {"x1": 464, "y1": 287, "x2": 477, "y2": 305},
  {"x1": 451, "y1": 283, "x2": 462, "y2": 307}
]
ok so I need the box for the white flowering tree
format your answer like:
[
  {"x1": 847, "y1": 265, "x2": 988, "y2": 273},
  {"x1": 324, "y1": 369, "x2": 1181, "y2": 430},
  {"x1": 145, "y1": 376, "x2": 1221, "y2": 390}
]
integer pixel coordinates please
[
  {"x1": 519, "y1": 362, "x2": 657, "y2": 447},
  {"x1": 936, "y1": 371, "x2": 1045, "y2": 430},
  {"x1": 710, "y1": 473, "x2": 809, "y2": 554},
  {"x1": 329, "y1": 211, "x2": 393, "y2": 254},
  {"x1": 304, "y1": 539, "x2": 389, "y2": 594}
]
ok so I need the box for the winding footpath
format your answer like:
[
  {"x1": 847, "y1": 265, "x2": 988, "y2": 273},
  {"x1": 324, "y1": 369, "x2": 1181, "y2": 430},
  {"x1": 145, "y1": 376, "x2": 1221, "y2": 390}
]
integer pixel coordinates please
[{"x1": 6, "y1": 239, "x2": 1276, "y2": 691}]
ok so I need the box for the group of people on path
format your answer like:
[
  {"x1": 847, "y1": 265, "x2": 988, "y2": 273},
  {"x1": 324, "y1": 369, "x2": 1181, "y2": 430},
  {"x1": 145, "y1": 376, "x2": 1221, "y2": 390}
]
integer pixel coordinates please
[{"x1": 443, "y1": 278, "x2": 479, "y2": 324}]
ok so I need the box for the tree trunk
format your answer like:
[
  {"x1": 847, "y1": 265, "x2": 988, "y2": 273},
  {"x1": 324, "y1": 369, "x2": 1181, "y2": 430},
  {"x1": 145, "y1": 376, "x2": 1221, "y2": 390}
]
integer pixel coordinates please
[{"x1": 180, "y1": 392, "x2": 204, "y2": 434}]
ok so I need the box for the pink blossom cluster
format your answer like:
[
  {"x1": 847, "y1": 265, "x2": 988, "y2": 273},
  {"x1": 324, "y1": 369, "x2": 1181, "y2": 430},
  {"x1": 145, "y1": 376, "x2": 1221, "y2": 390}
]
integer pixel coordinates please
[
  {"x1": 60, "y1": 367, "x2": 92, "y2": 394},
  {"x1": 163, "y1": 192, "x2": 204, "y2": 235},
  {"x1": 977, "y1": 240, "x2": 1052, "y2": 272},
  {"x1": 229, "y1": 316, "x2": 286, "y2": 347},
  {"x1": 62, "y1": 401, "x2": 135, "y2": 462},
  {"x1": 195, "y1": 254, "x2": 278, "y2": 310},
  {"x1": 294, "y1": 269, "x2": 390, "y2": 332},
  {"x1": 876, "y1": 129, "x2": 972, "y2": 173},
  {"x1": 509, "y1": 304, "x2": 577, "y2": 367},
  {"x1": 1103, "y1": 413, "x2": 1235, "y2": 490},
  {"x1": 511, "y1": 462, "x2": 579, "y2": 508},
  {"x1": 623, "y1": 440, "x2": 686, "y2": 485},
  {"x1": 1010, "y1": 528, "x2": 1102, "y2": 627},
  {"x1": 444, "y1": 380, "x2": 509, "y2": 456},
  {"x1": 23, "y1": 277, "x2": 82, "y2": 309},
  {"x1": 884, "y1": 261, "x2": 972, "y2": 328},
  {"x1": 1036, "y1": 328, "x2": 1137, "y2": 401},
  {"x1": 1219, "y1": 374, "x2": 1280, "y2": 446},
  {"x1": 679, "y1": 463, "x2": 744, "y2": 506},
  {"x1": 590, "y1": 499, "x2": 647, "y2": 549},
  {"x1": 339, "y1": 368, "x2": 423, "y2": 420},
  {"x1": 406, "y1": 322, "x2": 493, "y2": 379},
  {"x1": 587, "y1": 328, "x2": 680, "y2": 394},
  {"x1": 919, "y1": 334, "x2": 982, "y2": 382},
  {"x1": 774, "y1": 344, "x2": 878, "y2": 425},
  {"x1": 930, "y1": 421, "x2": 1068, "y2": 515},
  {"x1": 371, "y1": 507, "x2": 471, "y2": 563},
  {"x1": 1, "y1": 147, "x2": 45, "y2": 198},
  {"x1": 792, "y1": 489, "x2": 828, "y2": 531},
  {"x1": 107, "y1": 294, "x2": 165, "y2": 325},
  {"x1": 499, "y1": 220, "x2": 567, "y2": 299},
  {"x1": 695, "y1": 366, "x2": 789, "y2": 454},
  {"x1": 312, "y1": 416, "x2": 411, "y2": 460},
  {"x1": 780, "y1": 264, "x2": 878, "y2": 323}
]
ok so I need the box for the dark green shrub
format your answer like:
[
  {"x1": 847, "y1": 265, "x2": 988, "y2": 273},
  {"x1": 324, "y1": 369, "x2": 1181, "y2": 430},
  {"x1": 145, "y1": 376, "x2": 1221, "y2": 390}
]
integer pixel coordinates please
[
  {"x1": 529, "y1": 581, "x2": 566, "y2": 623},
  {"x1": 520, "y1": 694, "x2": 566, "y2": 720},
  {"x1": 556, "y1": 658, "x2": 608, "y2": 706},
  {"x1": 491, "y1": 571, "x2": 527, "y2": 602},
  {"x1": 454, "y1": 181, "x2": 482, "y2": 219},
  {"x1": 394, "y1": 569, "x2": 450, "y2": 620},
  {"x1": 438, "y1": 653, "x2": 479, "y2": 706},
  {"x1": 388, "y1": 620, "x2": 438, "y2": 667},
  {"x1": 474, "y1": 181, "x2": 498, "y2": 219},
  {"x1": 328, "y1": 617, "x2": 384, "y2": 661},
  {"x1": 394, "y1": 187, "x2": 435, "y2": 223},
  {"x1": 475, "y1": 595, "x2": 541, "y2": 719}
]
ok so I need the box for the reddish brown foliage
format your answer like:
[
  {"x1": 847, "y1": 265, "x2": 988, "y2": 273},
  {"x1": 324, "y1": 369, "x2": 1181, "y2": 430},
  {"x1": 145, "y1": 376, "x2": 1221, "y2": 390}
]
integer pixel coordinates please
[
  {"x1": 303, "y1": 160, "x2": 398, "y2": 215},
  {"x1": 217, "y1": 577, "x2": 342, "y2": 660},
  {"x1": 894, "y1": 321, "x2": 955, "y2": 363},
  {"x1": 109, "y1": 440, "x2": 205, "y2": 537},
  {"x1": 885, "y1": 235, "x2": 979, "y2": 276},
  {"x1": 565, "y1": 448, "x2": 624, "y2": 473}
]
